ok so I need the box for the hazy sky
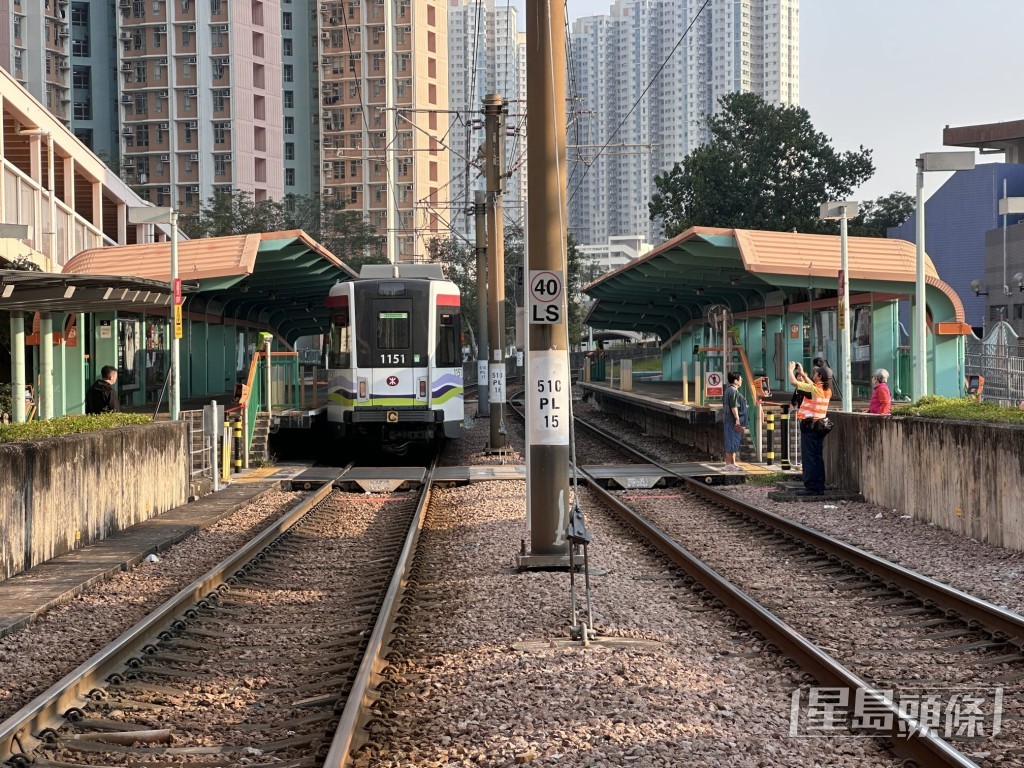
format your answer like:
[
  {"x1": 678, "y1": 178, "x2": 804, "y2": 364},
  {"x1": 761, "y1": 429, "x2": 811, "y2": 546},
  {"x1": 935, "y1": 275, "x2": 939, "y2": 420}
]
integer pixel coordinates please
[{"x1": 538, "y1": 0, "x2": 1023, "y2": 203}]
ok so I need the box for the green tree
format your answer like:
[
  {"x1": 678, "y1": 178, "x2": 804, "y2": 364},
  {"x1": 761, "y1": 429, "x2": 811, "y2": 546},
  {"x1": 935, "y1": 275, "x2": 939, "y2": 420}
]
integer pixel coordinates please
[
  {"x1": 180, "y1": 190, "x2": 383, "y2": 272},
  {"x1": 281, "y1": 194, "x2": 383, "y2": 272},
  {"x1": 649, "y1": 93, "x2": 875, "y2": 237},
  {"x1": 181, "y1": 190, "x2": 286, "y2": 238},
  {"x1": 847, "y1": 192, "x2": 915, "y2": 237}
]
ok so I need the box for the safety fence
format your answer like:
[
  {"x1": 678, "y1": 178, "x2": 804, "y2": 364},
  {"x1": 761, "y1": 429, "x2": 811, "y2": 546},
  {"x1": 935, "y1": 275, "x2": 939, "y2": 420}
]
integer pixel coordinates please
[{"x1": 965, "y1": 321, "x2": 1024, "y2": 407}]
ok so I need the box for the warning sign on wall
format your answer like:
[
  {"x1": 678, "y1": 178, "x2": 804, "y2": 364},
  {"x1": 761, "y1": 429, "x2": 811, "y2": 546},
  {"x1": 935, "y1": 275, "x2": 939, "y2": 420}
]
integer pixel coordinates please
[{"x1": 705, "y1": 371, "x2": 723, "y2": 398}]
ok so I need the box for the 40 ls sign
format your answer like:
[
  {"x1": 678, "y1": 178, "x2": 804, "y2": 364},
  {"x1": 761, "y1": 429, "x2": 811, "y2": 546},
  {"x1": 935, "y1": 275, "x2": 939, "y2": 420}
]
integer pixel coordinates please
[{"x1": 529, "y1": 269, "x2": 563, "y2": 324}]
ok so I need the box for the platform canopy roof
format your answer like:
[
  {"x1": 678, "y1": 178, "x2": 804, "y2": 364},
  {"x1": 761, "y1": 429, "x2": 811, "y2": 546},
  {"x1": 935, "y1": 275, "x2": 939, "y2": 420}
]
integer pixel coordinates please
[
  {"x1": 583, "y1": 226, "x2": 966, "y2": 341},
  {"x1": 0, "y1": 269, "x2": 174, "y2": 314},
  {"x1": 64, "y1": 230, "x2": 358, "y2": 344}
]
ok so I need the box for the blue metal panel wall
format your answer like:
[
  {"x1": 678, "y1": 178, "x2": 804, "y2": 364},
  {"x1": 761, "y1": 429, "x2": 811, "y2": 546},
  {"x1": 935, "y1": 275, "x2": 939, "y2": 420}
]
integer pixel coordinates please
[{"x1": 888, "y1": 163, "x2": 1024, "y2": 328}]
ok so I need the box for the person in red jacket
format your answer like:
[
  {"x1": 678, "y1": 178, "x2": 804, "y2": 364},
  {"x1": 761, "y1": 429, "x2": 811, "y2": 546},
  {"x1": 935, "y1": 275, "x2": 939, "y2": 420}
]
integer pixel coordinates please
[{"x1": 867, "y1": 368, "x2": 891, "y2": 415}]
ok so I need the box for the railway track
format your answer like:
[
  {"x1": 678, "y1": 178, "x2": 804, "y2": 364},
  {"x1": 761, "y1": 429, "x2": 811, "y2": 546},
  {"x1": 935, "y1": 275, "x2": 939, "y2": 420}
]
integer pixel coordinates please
[
  {"x1": 0, "y1": 466, "x2": 437, "y2": 768},
  {"x1": 504, "y1": 399, "x2": 1020, "y2": 766}
]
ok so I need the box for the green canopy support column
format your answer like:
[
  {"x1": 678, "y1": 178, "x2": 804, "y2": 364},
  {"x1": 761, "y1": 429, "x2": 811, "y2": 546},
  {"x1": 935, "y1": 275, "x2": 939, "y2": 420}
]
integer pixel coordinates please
[
  {"x1": 10, "y1": 312, "x2": 26, "y2": 423},
  {"x1": 40, "y1": 312, "x2": 54, "y2": 421}
]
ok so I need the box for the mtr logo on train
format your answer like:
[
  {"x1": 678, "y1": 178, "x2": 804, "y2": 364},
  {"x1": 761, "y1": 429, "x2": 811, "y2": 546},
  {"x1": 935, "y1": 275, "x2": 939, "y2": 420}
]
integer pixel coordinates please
[{"x1": 529, "y1": 270, "x2": 564, "y2": 324}]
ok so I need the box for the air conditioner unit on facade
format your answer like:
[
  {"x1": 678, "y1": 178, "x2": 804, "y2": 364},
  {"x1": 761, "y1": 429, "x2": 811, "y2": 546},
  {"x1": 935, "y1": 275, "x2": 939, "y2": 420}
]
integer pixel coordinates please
[
  {"x1": 320, "y1": 32, "x2": 330, "y2": 40},
  {"x1": 321, "y1": 56, "x2": 329, "y2": 65},
  {"x1": 218, "y1": 24, "x2": 229, "y2": 32},
  {"x1": 323, "y1": 161, "x2": 331, "y2": 170},
  {"x1": 120, "y1": 94, "x2": 132, "y2": 103},
  {"x1": 159, "y1": 90, "x2": 168, "y2": 97},
  {"x1": 188, "y1": 185, "x2": 199, "y2": 192},
  {"x1": 186, "y1": 121, "x2": 198, "y2": 128},
  {"x1": 122, "y1": 126, "x2": 134, "y2": 136},
  {"x1": 186, "y1": 24, "x2": 196, "y2": 31},
  {"x1": 157, "y1": 24, "x2": 167, "y2": 32},
  {"x1": 186, "y1": 88, "x2": 197, "y2": 96},
  {"x1": 120, "y1": 62, "x2": 132, "y2": 71},
  {"x1": 189, "y1": 153, "x2": 199, "y2": 160},
  {"x1": 119, "y1": 31, "x2": 131, "y2": 40},
  {"x1": 323, "y1": 187, "x2": 333, "y2": 195},
  {"x1": 186, "y1": 56, "x2": 197, "y2": 64},
  {"x1": 158, "y1": 57, "x2": 167, "y2": 64},
  {"x1": 161, "y1": 186, "x2": 171, "y2": 194},
  {"x1": 118, "y1": 0, "x2": 130, "y2": 7},
  {"x1": 159, "y1": 122, "x2": 169, "y2": 129},
  {"x1": 159, "y1": 154, "x2": 170, "y2": 161}
]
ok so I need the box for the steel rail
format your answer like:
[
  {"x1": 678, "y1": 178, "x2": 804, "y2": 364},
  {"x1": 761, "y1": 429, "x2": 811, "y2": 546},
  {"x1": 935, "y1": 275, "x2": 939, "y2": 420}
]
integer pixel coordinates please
[
  {"x1": 0, "y1": 481, "x2": 336, "y2": 765},
  {"x1": 582, "y1": 473, "x2": 978, "y2": 768},
  {"x1": 580, "y1": 413, "x2": 1024, "y2": 647},
  {"x1": 504, "y1": 403, "x2": 985, "y2": 765},
  {"x1": 322, "y1": 458, "x2": 437, "y2": 767}
]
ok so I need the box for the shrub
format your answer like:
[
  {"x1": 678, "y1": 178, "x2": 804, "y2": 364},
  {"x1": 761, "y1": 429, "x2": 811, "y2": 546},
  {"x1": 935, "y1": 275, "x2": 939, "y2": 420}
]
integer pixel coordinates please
[
  {"x1": 0, "y1": 413, "x2": 152, "y2": 443},
  {"x1": 0, "y1": 384, "x2": 11, "y2": 421},
  {"x1": 892, "y1": 395, "x2": 1024, "y2": 424}
]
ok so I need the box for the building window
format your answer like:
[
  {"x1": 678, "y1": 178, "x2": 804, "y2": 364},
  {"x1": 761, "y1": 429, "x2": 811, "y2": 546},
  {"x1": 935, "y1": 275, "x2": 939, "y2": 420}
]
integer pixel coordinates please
[
  {"x1": 214, "y1": 155, "x2": 228, "y2": 175},
  {"x1": 135, "y1": 94, "x2": 147, "y2": 115},
  {"x1": 284, "y1": 116, "x2": 294, "y2": 134},
  {"x1": 285, "y1": 168, "x2": 295, "y2": 186},
  {"x1": 283, "y1": 37, "x2": 292, "y2": 56},
  {"x1": 282, "y1": 11, "x2": 292, "y2": 30},
  {"x1": 285, "y1": 142, "x2": 295, "y2": 160},
  {"x1": 283, "y1": 64, "x2": 293, "y2": 82},
  {"x1": 214, "y1": 122, "x2": 230, "y2": 144},
  {"x1": 283, "y1": 90, "x2": 294, "y2": 109}
]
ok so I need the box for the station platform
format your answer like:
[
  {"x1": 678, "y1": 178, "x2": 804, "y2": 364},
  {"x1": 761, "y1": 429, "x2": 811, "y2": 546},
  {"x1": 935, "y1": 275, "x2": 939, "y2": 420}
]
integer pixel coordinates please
[{"x1": 0, "y1": 463, "x2": 317, "y2": 639}]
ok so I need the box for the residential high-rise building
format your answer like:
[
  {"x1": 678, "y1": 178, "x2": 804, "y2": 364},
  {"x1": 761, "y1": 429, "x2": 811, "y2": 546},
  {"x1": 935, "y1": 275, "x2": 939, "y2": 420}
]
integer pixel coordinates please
[
  {"x1": 0, "y1": 0, "x2": 74, "y2": 125},
  {"x1": 447, "y1": 0, "x2": 525, "y2": 240},
  {"x1": 569, "y1": 0, "x2": 799, "y2": 246},
  {"x1": 116, "y1": 0, "x2": 284, "y2": 211},
  {"x1": 316, "y1": 0, "x2": 449, "y2": 261}
]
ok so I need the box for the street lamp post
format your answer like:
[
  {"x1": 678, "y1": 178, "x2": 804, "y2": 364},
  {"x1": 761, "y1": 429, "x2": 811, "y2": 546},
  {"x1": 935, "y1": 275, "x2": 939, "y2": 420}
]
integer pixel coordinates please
[
  {"x1": 913, "y1": 151, "x2": 975, "y2": 402},
  {"x1": 128, "y1": 206, "x2": 180, "y2": 419},
  {"x1": 820, "y1": 201, "x2": 860, "y2": 412}
]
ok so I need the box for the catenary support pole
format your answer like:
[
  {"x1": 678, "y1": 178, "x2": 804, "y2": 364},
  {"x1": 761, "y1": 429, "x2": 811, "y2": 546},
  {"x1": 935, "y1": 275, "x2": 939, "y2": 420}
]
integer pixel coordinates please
[
  {"x1": 474, "y1": 190, "x2": 489, "y2": 417},
  {"x1": 520, "y1": 0, "x2": 570, "y2": 566},
  {"x1": 484, "y1": 93, "x2": 507, "y2": 451},
  {"x1": 839, "y1": 207, "x2": 852, "y2": 412}
]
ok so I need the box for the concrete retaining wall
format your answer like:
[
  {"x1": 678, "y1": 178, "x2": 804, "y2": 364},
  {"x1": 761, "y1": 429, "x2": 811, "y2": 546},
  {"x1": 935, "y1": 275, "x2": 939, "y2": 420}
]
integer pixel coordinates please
[
  {"x1": 0, "y1": 423, "x2": 187, "y2": 579},
  {"x1": 589, "y1": 390, "x2": 1024, "y2": 551},
  {"x1": 825, "y1": 413, "x2": 1024, "y2": 551}
]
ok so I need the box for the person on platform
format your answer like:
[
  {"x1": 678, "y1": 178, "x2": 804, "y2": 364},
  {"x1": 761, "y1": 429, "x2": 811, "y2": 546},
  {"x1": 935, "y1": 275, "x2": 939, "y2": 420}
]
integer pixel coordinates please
[
  {"x1": 867, "y1": 368, "x2": 891, "y2": 415},
  {"x1": 722, "y1": 371, "x2": 747, "y2": 472},
  {"x1": 85, "y1": 365, "x2": 120, "y2": 415},
  {"x1": 788, "y1": 362, "x2": 831, "y2": 496}
]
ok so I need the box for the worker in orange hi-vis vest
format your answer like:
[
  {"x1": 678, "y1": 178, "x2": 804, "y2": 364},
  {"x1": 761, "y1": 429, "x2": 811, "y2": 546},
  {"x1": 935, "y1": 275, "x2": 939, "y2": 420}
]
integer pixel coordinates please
[{"x1": 788, "y1": 362, "x2": 832, "y2": 497}]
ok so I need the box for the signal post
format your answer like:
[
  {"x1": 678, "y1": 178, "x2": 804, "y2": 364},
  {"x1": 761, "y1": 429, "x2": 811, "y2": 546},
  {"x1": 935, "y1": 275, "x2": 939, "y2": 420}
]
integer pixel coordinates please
[{"x1": 517, "y1": 0, "x2": 571, "y2": 567}]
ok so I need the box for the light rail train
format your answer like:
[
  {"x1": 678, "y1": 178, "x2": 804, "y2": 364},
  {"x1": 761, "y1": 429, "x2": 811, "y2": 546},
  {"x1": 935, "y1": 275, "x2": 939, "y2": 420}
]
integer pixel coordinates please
[{"x1": 325, "y1": 264, "x2": 463, "y2": 453}]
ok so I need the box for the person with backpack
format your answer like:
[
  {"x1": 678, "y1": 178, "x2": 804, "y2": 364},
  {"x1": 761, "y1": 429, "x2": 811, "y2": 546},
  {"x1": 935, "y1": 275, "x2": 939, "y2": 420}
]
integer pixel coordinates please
[{"x1": 722, "y1": 371, "x2": 747, "y2": 471}]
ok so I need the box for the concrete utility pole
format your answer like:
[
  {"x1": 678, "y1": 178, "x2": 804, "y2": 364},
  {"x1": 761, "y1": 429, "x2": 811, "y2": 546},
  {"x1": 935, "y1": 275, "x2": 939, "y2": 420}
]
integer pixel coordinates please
[
  {"x1": 484, "y1": 93, "x2": 507, "y2": 451},
  {"x1": 519, "y1": 0, "x2": 571, "y2": 567},
  {"x1": 474, "y1": 191, "x2": 489, "y2": 417}
]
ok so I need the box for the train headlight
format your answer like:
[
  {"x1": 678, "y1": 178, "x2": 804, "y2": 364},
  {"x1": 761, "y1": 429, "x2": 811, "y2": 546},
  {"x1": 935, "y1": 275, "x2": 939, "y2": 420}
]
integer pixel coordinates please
[{"x1": 358, "y1": 378, "x2": 368, "y2": 399}]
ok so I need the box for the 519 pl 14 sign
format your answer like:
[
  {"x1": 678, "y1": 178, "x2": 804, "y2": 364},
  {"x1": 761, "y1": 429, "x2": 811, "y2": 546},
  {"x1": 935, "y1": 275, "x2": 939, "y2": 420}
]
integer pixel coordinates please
[{"x1": 529, "y1": 269, "x2": 563, "y2": 324}]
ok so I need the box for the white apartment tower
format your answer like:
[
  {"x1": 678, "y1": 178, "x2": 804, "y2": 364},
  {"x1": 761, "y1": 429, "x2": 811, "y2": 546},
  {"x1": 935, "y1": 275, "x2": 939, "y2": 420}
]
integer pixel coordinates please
[
  {"x1": 447, "y1": 0, "x2": 526, "y2": 240},
  {"x1": 117, "y1": 0, "x2": 285, "y2": 211},
  {"x1": 569, "y1": 0, "x2": 799, "y2": 246}
]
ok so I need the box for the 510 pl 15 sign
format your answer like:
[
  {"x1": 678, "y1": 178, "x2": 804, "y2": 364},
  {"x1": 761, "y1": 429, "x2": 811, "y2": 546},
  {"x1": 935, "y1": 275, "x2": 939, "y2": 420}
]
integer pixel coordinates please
[{"x1": 529, "y1": 270, "x2": 563, "y2": 324}]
